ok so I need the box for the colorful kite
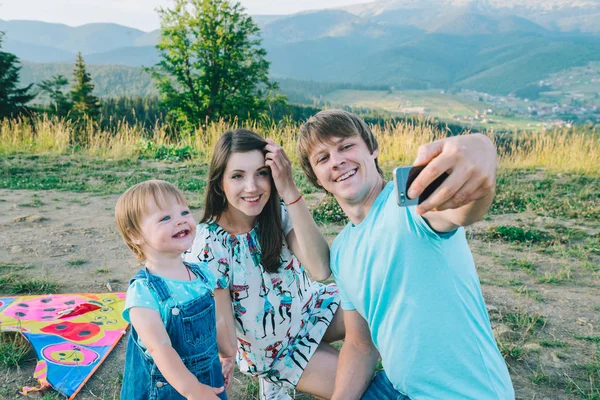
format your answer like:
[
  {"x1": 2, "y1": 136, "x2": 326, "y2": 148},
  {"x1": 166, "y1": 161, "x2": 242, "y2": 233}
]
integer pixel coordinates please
[{"x1": 0, "y1": 293, "x2": 128, "y2": 399}]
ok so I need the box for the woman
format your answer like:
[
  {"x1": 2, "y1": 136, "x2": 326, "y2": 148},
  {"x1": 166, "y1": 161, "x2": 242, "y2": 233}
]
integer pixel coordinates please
[{"x1": 184, "y1": 129, "x2": 344, "y2": 399}]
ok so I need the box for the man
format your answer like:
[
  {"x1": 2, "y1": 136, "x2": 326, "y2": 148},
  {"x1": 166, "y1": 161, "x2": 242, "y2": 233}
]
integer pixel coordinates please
[{"x1": 297, "y1": 110, "x2": 514, "y2": 400}]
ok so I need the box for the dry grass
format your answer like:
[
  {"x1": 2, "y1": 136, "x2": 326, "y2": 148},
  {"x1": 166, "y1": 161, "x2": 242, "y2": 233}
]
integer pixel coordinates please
[
  {"x1": 499, "y1": 130, "x2": 600, "y2": 175},
  {"x1": 1, "y1": 116, "x2": 598, "y2": 175}
]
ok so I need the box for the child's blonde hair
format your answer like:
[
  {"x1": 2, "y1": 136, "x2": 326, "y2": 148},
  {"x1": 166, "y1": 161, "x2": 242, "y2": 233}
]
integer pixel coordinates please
[{"x1": 115, "y1": 180, "x2": 188, "y2": 262}]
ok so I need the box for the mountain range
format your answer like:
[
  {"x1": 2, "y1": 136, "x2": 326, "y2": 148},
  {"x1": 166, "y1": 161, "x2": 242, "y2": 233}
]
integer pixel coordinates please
[{"x1": 2, "y1": 0, "x2": 600, "y2": 97}]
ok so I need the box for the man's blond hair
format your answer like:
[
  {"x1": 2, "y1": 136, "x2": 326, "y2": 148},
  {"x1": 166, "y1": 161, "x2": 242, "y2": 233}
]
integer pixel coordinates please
[
  {"x1": 115, "y1": 180, "x2": 187, "y2": 262},
  {"x1": 298, "y1": 109, "x2": 382, "y2": 187}
]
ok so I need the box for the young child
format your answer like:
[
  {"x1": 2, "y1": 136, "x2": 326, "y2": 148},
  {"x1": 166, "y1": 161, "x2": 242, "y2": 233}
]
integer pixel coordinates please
[{"x1": 115, "y1": 180, "x2": 231, "y2": 400}]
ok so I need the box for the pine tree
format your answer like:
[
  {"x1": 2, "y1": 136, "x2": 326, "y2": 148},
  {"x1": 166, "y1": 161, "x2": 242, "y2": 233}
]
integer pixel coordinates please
[
  {"x1": 70, "y1": 52, "x2": 100, "y2": 120},
  {"x1": 38, "y1": 75, "x2": 72, "y2": 117},
  {"x1": 0, "y1": 32, "x2": 35, "y2": 118}
]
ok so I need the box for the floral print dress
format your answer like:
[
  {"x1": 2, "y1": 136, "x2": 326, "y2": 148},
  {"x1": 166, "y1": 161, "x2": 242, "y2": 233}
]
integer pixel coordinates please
[{"x1": 184, "y1": 205, "x2": 339, "y2": 387}]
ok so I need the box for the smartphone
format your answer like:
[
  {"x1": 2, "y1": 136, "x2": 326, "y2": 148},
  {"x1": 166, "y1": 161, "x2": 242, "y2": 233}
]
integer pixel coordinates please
[{"x1": 393, "y1": 166, "x2": 449, "y2": 207}]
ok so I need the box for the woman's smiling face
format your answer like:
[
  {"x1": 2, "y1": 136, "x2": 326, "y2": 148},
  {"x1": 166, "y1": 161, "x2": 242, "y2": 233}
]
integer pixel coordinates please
[{"x1": 221, "y1": 150, "x2": 272, "y2": 221}]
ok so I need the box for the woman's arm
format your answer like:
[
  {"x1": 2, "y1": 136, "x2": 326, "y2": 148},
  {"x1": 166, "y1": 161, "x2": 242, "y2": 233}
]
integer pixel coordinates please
[
  {"x1": 264, "y1": 138, "x2": 331, "y2": 281},
  {"x1": 286, "y1": 216, "x2": 331, "y2": 280},
  {"x1": 214, "y1": 288, "x2": 237, "y2": 390},
  {"x1": 129, "y1": 307, "x2": 224, "y2": 400}
]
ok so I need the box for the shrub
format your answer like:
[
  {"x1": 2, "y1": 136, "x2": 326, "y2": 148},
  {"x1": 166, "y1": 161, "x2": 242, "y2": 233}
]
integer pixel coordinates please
[{"x1": 312, "y1": 196, "x2": 348, "y2": 224}]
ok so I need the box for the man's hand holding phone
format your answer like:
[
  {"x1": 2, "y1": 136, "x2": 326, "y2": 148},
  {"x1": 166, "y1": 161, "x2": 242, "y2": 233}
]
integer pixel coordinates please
[
  {"x1": 396, "y1": 133, "x2": 497, "y2": 216},
  {"x1": 394, "y1": 166, "x2": 448, "y2": 207}
]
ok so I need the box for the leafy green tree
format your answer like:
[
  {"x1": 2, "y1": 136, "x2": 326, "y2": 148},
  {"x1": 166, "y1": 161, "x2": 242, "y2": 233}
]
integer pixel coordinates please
[
  {"x1": 0, "y1": 32, "x2": 35, "y2": 118},
  {"x1": 70, "y1": 52, "x2": 100, "y2": 120},
  {"x1": 150, "y1": 0, "x2": 279, "y2": 128},
  {"x1": 38, "y1": 75, "x2": 72, "y2": 117}
]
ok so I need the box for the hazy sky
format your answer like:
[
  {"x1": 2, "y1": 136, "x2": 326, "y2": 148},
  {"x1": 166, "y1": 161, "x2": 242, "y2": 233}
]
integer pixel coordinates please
[{"x1": 0, "y1": 0, "x2": 370, "y2": 31}]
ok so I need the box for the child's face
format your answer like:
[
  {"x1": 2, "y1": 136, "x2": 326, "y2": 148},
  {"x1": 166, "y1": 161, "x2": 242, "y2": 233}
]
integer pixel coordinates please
[
  {"x1": 309, "y1": 134, "x2": 379, "y2": 205},
  {"x1": 136, "y1": 194, "x2": 196, "y2": 260},
  {"x1": 221, "y1": 150, "x2": 271, "y2": 222}
]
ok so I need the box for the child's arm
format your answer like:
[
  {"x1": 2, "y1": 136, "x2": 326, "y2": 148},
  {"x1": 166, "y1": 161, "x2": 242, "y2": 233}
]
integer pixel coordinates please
[
  {"x1": 214, "y1": 288, "x2": 237, "y2": 389},
  {"x1": 130, "y1": 307, "x2": 224, "y2": 400}
]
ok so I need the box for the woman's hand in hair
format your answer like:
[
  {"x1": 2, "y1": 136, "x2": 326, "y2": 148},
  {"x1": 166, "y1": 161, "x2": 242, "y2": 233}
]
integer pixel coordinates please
[
  {"x1": 266, "y1": 137, "x2": 331, "y2": 279},
  {"x1": 264, "y1": 138, "x2": 300, "y2": 203}
]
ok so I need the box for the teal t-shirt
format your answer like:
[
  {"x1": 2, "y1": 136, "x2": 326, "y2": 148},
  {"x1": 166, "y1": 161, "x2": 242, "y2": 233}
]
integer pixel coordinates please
[
  {"x1": 331, "y1": 182, "x2": 514, "y2": 400},
  {"x1": 122, "y1": 263, "x2": 217, "y2": 355}
]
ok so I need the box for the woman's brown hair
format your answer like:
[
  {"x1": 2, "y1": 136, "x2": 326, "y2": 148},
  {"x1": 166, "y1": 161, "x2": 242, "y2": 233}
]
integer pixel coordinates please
[{"x1": 202, "y1": 129, "x2": 283, "y2": 273}]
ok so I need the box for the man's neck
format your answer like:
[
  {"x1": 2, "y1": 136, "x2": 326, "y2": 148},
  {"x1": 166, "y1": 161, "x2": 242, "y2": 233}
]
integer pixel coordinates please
[{"x1": 339, "y1": 178, "x2": 387, "y2": 226}]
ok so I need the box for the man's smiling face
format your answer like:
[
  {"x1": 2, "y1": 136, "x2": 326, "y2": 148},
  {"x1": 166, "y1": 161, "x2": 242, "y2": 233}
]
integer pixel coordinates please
[{"x1": 309, "y1": 134, "x2": 380, "y2": 205}]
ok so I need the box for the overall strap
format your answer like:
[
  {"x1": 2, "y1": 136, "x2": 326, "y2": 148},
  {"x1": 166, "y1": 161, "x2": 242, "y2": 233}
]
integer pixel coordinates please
[
  {"x1": 184, "y1": 262, "x2": 209, "y2": 284},
  {"x1": 129, "y1": 269, "x2": 147, "y2": 285},
  {"x1": 129, "y1": 268, "x2": 172, "y2": 302}
]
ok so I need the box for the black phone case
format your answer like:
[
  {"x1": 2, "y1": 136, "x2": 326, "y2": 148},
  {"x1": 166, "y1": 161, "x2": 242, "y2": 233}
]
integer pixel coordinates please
[{"x1": 406, "y1": 166, "x2": 449, "y2": 204}]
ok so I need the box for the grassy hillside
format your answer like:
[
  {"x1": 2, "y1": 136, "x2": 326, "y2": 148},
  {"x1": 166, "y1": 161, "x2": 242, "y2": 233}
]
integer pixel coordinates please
[
  {"x1": 322, "y1": 89, "x2": 542, "y2": 131},
  {"x1": 543, "y1": 62, "x2": 600, "y2": 100},
  {"x1": 266, "y1": 31, "x2": 600, "y2": 94},
  {"x1": 456, "y1": 36, "x2": 600, "y2": 94}
]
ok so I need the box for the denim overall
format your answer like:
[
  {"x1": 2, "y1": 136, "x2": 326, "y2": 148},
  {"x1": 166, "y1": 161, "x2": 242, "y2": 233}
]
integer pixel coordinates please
[{"x1": 120, "y1": 265, "x2": 227, "y2": 400}]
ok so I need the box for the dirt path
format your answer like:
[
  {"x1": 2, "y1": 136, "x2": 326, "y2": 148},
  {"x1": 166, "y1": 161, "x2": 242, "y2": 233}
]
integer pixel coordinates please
[
  {"x1": 1, "y1": 187, "x2": 599, "y2": 400},
  {"x1": 1, "y1": 189, "x2": 134, "y2": 399},
  {"x1": 0, "y1": 189, "x2": 312, "y2": 399}
]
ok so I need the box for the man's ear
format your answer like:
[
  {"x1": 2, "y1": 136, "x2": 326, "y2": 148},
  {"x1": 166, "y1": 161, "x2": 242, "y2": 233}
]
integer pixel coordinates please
[{"x1": 373, "y1": 147, "x2": 379, "y2": 158}]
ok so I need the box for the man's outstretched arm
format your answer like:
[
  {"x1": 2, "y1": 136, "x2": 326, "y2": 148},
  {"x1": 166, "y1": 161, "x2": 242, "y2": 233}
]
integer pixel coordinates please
[
  {"x1": 331, "y1": 309, "x2": 380, "y2": 400},
  {"x1": 408, "y1": 133, "x2": 498, "y2": 232}
]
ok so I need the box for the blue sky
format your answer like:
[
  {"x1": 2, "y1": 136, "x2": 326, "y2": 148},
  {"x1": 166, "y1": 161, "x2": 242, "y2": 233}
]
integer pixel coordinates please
[{"x1": 0, "y1": 0, "x2": 369, "y2": 31}]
